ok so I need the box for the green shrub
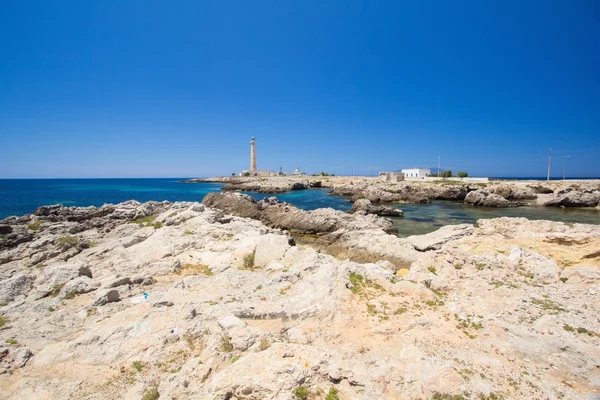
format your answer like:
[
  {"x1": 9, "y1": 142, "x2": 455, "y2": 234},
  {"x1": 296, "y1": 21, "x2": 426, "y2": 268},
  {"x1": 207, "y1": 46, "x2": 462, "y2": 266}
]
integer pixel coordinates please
[
  {"x1": 258, "y1": 338, "x2": 271, "y2": 351},
  {"x1": 427, "y1": 266, "x2": 437, "y2": 275},
  {"x1": 0, "y1": 316, "x2": 6, "y2": 328},
  {"x1": 133, "y1": 361, "x2": 145, "y2": 372},
  {"x1": 27, "y1": 221, "x2": 41, "y2": 231},
  {"x1": 457, "y1": 172, "x2": 468, "y2": 178},
  {"x1": 293, "y1": 386, "x2": 308, "y2": 399},
  {"x1": 325, "y1": 388, "x2": 340, "y2": 400},
  {"x1": 5, "y1": 338, "x2": 17, "y2": 345},
  {"x1": 242, "y1": 249, "x2": 256, "y2": 270},
  {"x1": 58, "y1": 236, "x2": 79, "y2": 246},
  {"x1": 142, "y1": 384, "x2": 159, "y2": 400},
  {"x1": 220, "y1": 335, "x2": 233, "y2": 352}
]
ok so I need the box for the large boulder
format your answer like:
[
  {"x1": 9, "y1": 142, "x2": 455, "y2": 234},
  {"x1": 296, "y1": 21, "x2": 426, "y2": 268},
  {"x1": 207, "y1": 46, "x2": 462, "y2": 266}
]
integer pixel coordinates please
[
  {"x1": 0, "y1": 274, "x2": 31, "y2": 303},
  {"x1": 202, "y1": 192, "x2": 261, "y2": 219},
  {"x1": 33, "y1": 263, "x2": 92, "y2": 299},
  {"x1": 464, "y1": 190, "x2": 512, "y2": 207},
  {"x1": 544, "y1": 191, "x2": 600, "y2": 207},
  {"x1": 349, "y1": 199, "x2": 403, "y2": 217},
  {"x1": 406, "y1": 224, "x2": 475, "y2": 252},
  {"x1": 491, "y1": 184, "x2": 537, "y2": 200}
]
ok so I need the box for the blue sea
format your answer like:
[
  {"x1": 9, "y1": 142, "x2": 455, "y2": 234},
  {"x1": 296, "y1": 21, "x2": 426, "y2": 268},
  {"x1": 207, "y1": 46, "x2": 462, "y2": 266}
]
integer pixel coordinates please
[{"x1": 1, "y1": 178, "x2": 598, "y2": 237}]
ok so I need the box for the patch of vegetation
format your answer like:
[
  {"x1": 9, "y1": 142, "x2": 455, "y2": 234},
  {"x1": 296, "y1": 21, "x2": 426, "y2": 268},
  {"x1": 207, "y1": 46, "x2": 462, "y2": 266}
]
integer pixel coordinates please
[
  {"x1": 86, "y1": 307, "x2": 97, "y2": 317},
  {"x1": 325, "y1": 388, "x2": 340, "y2": 400},
  {"x1": 348, "y1": 271, "x2": 385, "y2": 299},
  {"x1": 58, "y1": 235, "x2": 79, "y2": 246},
  {"x1": 5, "y1": 339, "x2": 17, "y2": 345},
  {"x1": 131, "y1": 215, "x2": 156, "y2": 224},
  {"x1": 559, "y1": 277, "x2": 568, "y2": 283},
  {"x1": 425, "y1": 298, "x2": 445, "y2": 307},
  {"x1": 366, "y1": 303, "x2": 377, "y2": 316},
  {"x1": 27, "y1": 221, "x2": 41, "y2": 231},
  {"x1": 454, "y1": 264, "x2": 463, "y2": 270},
  {"x1": 454, "y1": 367, "x2": 474, "y2": 382},
  {"x1": 279, "y1": 285, "x2": 292, "y2": 295},
  {"x1": 142, "y1": 384, "x2": 160, "y2": 400},
  {"x1": 183, "y1": 331, "x2": 206, "y2": 353},
  {"x1": 132, "y1": 361, "x2": 145, "y2": 372},
  {"x1": 49, "y1": 283, "x2": 65, "y2": 297},
  {"x1": 184, "y1": 230, "x2": 193, "y2": 235},
  {"x1": 457, "y1": 171, "x2": 468, "y2": 178},
  {"x1": 475, "y1": 263, "x2": 487, "y2": 271},
  {"x1": 490, "y1": 281, "x2": 519, "y2": 289},
  {"x1": 231, "y1": 355, "x2": 240, "y2": 363},
  {"x1": 427, "y1": 266, "x2": 437, "y2": 275},
  {"x1": 394, "y1": 307, "x2": 408, "y2": 315},
  {"x1": 64, "y1": 291, "x2": 77, "y2": 300},
  {"x1": 455, "y1": 314, "x2": 483, "y2": 339},
  {"x1": 241, "y1": 249, "x2": 256, "y2": 270},
  {"x1": 478, "y1": 393, "x2": 505, "y2": 400},
  {"x1": 293, "y1": 386, "x2": 309, "y2": 399},
  {"x1": 254, "y1": 284, "x2": 262, "y2": 291},
  {"x1": 430, "y1": 392, "x2": 469, "y2": 400},
  {"x1": 258, "y1": 338, "x2": 271, "y2": 351},
  {"x1": 576, "y1": 327, "x2": 594, "y2": 336},
  {"x1": 177, "y1": 263, "x2": 213, "y2": 276},
  {"x1": 85, "y1": 240, "x2": 97, "y2": 248},
  {"x1": 531, "y1": 298, "x2": 567, "y2": 314},
  {"x1": 422, "y1": 280, "x2": 447, "y2": 298},
  {"x1": 220, "y1": 334, "x2": 233, "y2": 352}
]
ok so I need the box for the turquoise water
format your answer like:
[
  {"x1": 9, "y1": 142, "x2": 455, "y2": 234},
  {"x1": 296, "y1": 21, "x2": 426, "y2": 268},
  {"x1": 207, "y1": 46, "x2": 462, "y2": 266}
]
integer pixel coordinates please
[{"x1": 0, "y1": 179, "x2": 598, "y2": 237}]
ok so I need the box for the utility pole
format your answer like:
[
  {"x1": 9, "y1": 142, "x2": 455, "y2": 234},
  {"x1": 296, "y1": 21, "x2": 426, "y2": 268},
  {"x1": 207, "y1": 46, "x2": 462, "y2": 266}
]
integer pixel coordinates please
[
  {"x1": 437, "y1": 156, "x2": 440, "y2": 177},
  {"x1": 546, "y1": 148, "x2": 552, "y2": 181},
  {"x1": 562, "y1": 156, "x2": 570, "y2": 180}
]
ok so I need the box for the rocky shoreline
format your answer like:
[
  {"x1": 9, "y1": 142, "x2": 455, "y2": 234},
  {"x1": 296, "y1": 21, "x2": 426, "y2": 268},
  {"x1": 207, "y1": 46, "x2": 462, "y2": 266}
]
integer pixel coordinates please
[
  {"x1": 186, "y1": 176, "x2": 600, "y2": 209},
  {"x1": 0, "y1": 198, "x2": 599, "y2": 399}
]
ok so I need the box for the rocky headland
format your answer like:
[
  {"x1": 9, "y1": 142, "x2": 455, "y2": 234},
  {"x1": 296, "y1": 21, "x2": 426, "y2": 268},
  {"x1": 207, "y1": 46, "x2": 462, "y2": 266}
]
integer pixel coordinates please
[
  {"x1": 188, "y1": 176, "x2": 600, "y2": 209},
  {"x1": 0, "y1": 198, "x2": 599, "y2": 399}
]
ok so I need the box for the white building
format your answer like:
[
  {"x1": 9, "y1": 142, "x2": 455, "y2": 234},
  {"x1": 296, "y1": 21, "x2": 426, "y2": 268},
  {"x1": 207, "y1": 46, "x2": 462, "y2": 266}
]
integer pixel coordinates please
[{"x1": 401, "y1": 168, "x2": 431, "y2": 180}]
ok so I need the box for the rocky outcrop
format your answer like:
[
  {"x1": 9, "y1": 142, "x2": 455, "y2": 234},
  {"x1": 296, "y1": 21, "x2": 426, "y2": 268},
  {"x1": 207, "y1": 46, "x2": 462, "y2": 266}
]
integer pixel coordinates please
[
  {"x1": 348, "y1": 199, "x2": 403, "y2": 217},
  {"x1": 544, "y1": 190, "x2": 600, "y2": 207},
  {"x1": 1, "y1": 202, "x2": 599, "y2": 399},
  {"x1": 406, "y1": 224, "x2": 474, "y2": 251},
  {"x1": 464, "y1": 190, "x2": 513, "y2": 207}
]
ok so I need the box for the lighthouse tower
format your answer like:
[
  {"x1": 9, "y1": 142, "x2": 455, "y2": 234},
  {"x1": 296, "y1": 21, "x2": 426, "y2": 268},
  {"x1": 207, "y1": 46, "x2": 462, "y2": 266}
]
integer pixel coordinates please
[{"x1": 250, "y1": 136, "x2": 257, "y2": 172}]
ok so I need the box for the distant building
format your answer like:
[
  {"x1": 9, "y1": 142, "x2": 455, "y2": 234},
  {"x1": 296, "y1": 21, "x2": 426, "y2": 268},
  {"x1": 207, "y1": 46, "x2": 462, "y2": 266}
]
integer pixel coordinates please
[
  {"x1": 379, "y1": 172, "x2": 405, "y2": 182},
  {"x1": 291, "y1": 166, "x2": 306, "y2": 176},
  {"x1": 402, "y1": 168, "x2": 431, "y2": 180}
]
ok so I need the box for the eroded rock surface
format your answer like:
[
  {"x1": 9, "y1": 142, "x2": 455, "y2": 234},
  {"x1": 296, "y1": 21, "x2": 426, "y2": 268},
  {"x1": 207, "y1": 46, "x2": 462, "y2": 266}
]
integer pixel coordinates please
[{"x1": 0, "y1": 201, "x2": 599, "y2": 399}]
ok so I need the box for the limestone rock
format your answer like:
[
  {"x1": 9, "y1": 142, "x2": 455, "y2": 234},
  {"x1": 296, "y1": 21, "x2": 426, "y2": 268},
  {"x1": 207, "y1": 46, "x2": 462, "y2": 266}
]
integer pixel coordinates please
[
  {"x1": 91, "y1": 289, "x2": 120, "y2": 306},
  {"x1": 406, "y1": 224, "x2": 474, "y2": 251},
  {"x1": 0, "y1": 274, "x2": 31, "y2": 303},
  {"x1": 544, "y1": 190, "x2": 600, "y2": 207},
  {"x1": 349, "y1": 198, "x2": 404, "y2": 217}
]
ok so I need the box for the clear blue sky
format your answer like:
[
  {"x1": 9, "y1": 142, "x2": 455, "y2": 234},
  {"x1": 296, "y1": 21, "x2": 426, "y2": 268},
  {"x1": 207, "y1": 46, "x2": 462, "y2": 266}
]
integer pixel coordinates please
[{"x1": 1, "y1": 0, "x2": 599, "y2": 178}]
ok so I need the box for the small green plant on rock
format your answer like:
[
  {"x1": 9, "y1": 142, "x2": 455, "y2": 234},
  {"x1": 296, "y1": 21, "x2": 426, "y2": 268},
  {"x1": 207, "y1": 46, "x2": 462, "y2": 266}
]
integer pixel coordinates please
[
  {"x1": 58, "y1": 235, "x2": 79, "y2": 246},
  {"x1": 5, "y1": 339, "x2": 17, "y2": 345},
  {"x1": 242, "y1": 249, "x2": 256, "y2": 270},
  {"x1": 293, "y1": 386, "x2": 308, "y2": 399},
  {"x1": 27, "y1": 221, "x2": 41, "y2": 231},
  {"x1": 0, "y1": 315, "x2": 7, "y2": 328},
  {"x1": 427, "y1": 266, "x2": 437, "y2": 275},
  {"x1": 64, "y1": 291, "x2": 77, "y2": 300},
  {"x1": 142, "y1": 383, "x2": 160, "y2": 400},
  {"x1": 49, "y1": 284, "x2": 65, "y2": 297},
  {"x1": 475, "y1": 263, "x2": 487, "y2": 271},
  {"x1": 132, "y1": 361, "x2": 145, "y2": 372},
  {"x1": 231, "y1": 355, "x2": 240, "y2": 363},
  {"x1": 258, "y1": 337, "x2": 271, "y2": 351},
  {"x1": 325, "y1": 388, "x2": 340, "y2": 400},
  {"x1": 220, "y1": 334, "x2": 233, "y2": 352},
  {"x1": 184, "y1": 230, "x2": 193, "y2": 235},
  {"x1": 563, "y1": 324, "x2": 575, "y2": 332}
]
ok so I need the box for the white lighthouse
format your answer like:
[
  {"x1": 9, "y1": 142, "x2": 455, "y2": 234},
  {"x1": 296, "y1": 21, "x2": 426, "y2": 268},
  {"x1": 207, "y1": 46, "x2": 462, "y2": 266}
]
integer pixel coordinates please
[{"x1": 250, "y1": 136, "x2": 257, "y2": 172}]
